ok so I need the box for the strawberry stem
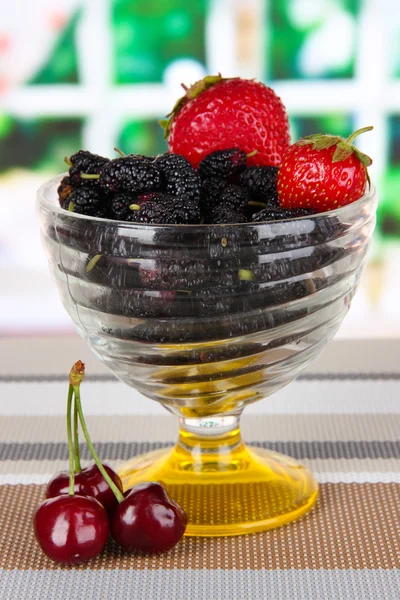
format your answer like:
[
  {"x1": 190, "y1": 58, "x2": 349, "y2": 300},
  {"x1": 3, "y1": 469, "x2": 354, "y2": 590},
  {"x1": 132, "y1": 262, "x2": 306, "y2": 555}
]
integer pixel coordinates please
[{"x1": 345, "y1": 126, "x2": 373, "y2": 146}]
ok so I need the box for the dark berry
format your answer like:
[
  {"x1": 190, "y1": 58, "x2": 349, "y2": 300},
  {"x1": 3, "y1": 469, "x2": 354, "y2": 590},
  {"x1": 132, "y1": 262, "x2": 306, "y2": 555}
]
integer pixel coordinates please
[
  {"x1": 200, "y1": 177, "x2": 227, "y2": 215},
  {"x1": 251, "y1": 206, "x2": 315, "y2": 222},
  {"x1": 254, "y1": 280, "x2": 313, "y2": 308},
  {"x1": 198, "y1": 148, "x2": 247, "y2": 179},
  {"x1": 154, "y1": 153, "x2": 200, "y2": 202},
  {"x1": 127, "y1": 196, "x2": 200, "y2": 224},
  {"x1": 155, "y1": 152, "x2": 189, "y2": 170},
  {"x1": 195, "y1": 287, "x2": 235, "y2": 316},
  {"x1": 111, "y1": 482, "x2": 187, "y2": 554},
  {"x1": 219, "y1": 184, "x2": 249, "y2": 212},
  {"x1": 139, "y1": 259, "x2": 239, "y2": 290},
  {"x1": 68, "y1": 150, "x2": 109, "y2": 186},
  {"x1": 58, "y1": 176, "x2": 73, "y2": 206},
  {"x1": 126, "y1": 203, "x2": 166, "y2": 223},
  {"x1": 125, "y1": 153, "x2": 152, "y2": 162},
  {"x1": 109, "y1": 193, "x2": 137, "y2": 221},
  {"x1": 99, "y1": 157, "x2": 161, "y2": 195},
  {"x1": 198, "y1": 343, "x2": 262, "y2": 364},
  {"x1": 85, "y1": 255, "x2": 141, "y2": 288},
  {"x1": 64, "y1": 187, "x2": 106, "y2": 217},
  {"x1": 251, "y1": 245, "x2": 341, "y2": 285},
  {"x1": 136, "y1": 192, "x2": 161, "y2": 205},
  {"x1": 207, "y1": 205, "x2": 247, "y2": 224},
  {"x1": 240, "y1": 166, "x2": 279, "y2": 204},
  {"x1": 46, "y1": 463, "x2": 124, "y2": 517},
  {"x1": 34, "y1": 495, "x2": 109, "y2": 565},
  {"x1": 314, "y1": 215, "x2": 344, "y2": 243},
  {"x1": 194, "y1": 282, "x2": 258, "y2": 318}
]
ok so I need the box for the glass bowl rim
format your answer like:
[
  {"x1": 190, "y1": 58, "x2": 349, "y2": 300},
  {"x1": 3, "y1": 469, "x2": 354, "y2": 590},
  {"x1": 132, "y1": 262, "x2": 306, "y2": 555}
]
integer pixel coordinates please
[{"x1": 37, "y1": 173, "x2": 377, "y2": 229}]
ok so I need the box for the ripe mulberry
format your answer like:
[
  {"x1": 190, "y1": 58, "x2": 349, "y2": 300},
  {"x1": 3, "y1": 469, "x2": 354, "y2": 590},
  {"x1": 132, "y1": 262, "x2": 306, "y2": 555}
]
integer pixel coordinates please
[
  {"x1": 155, "y1": 153, "x2": 200, "y2": 202},
  {"x1": 65, "y1": 187, "x2": 106, "y2": 217},
  {"x1": 99, "y1": 157, "x2": 161, "y2": 195},
  {"x1": 198, "y1": 148, "x2": 247, "y2": 179},
  {"x1": 67, "y1": 150, "x2": 109, "y2": 186},
  {"x1": 127, "y1": 196, "x2": 200, "y2": 224}
]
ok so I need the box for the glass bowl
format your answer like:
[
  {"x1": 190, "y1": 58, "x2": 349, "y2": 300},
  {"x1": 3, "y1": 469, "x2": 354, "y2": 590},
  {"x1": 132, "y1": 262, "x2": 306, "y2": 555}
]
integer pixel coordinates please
[{"x1": 38, "y1": 176, "x2": 377, "y2": 536}]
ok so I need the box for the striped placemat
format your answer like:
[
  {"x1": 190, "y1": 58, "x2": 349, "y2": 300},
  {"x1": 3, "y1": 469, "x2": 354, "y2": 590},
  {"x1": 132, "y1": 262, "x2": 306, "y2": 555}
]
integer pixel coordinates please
[{"x1": 0, "y1": 376, "x2": 399, "y2": 599}]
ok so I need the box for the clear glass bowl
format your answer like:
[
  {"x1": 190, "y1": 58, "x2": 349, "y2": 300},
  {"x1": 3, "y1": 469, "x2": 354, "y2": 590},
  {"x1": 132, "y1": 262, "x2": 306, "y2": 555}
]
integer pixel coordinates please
[{"x1": 38, "y1": 176, "x2": 377, "y2": 536}]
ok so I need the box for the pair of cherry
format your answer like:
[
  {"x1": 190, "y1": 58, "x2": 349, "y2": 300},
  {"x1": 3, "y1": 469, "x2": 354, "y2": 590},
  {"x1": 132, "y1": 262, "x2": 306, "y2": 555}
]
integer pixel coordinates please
[{"x1": 33, "y1": 362, "x2": 186, "y2": 565}]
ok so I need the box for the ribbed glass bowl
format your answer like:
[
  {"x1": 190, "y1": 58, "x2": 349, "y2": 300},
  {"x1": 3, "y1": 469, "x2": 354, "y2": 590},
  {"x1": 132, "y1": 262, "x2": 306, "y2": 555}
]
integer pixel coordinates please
[{"x1": 38, "y1": 176, "x2": 377, "y2": 536}]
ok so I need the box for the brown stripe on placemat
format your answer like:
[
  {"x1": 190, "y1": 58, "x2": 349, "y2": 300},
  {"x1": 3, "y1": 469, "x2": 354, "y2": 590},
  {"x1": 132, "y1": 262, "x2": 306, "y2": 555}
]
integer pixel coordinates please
[{"x1": 1, "y1": 483, "x2": 398, "y2": 571}]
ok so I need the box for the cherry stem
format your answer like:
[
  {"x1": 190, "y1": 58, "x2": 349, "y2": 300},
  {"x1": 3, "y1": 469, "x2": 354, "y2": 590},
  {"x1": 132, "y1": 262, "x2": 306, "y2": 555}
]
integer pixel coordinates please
[
  {"x1": 73, "y1": 399, "x2": 81, "y2": 473},
  {"x1": 66, "y1": 384, "x2": 75, "y2": 495},
  {"x1": 345, "y1": 126, "x2": 373, "y2": 146},
  {"x1": 74, "y1": 385, "x2": 124, "y2": 503}
]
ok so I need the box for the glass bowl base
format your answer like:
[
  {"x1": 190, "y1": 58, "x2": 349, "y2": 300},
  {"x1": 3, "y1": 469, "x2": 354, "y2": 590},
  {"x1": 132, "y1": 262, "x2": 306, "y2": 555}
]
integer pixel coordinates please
[{"x1": 118, "y1": 444, "x2": 319, "y2": 537}]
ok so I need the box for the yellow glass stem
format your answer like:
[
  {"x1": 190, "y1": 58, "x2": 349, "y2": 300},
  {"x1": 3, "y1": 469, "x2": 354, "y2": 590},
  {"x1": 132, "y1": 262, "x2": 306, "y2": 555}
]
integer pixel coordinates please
[{"x1": 118, "y1": 414, "x2": 319, "y2": 537}]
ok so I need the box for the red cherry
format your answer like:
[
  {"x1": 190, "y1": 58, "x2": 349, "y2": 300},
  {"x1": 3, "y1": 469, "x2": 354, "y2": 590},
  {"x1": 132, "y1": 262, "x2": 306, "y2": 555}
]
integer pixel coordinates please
[
  {"x1": 110, "y1": 482, "x2": 187, "y2": 554},
  {"x1": 34, "y1": 494, "x2": 109, "y2": 565},
  {"x1": 79, "y1": 464, "x2": 123, "y2": 515},
  {"x1": 46, "y1": 463, "x2": 123, "y2": 516}
]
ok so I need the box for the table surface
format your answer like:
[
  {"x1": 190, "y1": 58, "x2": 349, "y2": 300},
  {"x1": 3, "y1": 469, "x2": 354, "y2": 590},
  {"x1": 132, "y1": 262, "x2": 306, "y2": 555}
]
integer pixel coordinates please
[{"x1": 0, "y1": 336, "x2": 399, "y2": 599}]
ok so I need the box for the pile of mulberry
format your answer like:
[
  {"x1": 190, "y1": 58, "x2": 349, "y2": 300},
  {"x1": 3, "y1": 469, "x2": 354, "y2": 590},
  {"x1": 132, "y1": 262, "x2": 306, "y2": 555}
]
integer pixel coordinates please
[{"x1": 58, "y1": 147, "x2": 315, "y2": 224}]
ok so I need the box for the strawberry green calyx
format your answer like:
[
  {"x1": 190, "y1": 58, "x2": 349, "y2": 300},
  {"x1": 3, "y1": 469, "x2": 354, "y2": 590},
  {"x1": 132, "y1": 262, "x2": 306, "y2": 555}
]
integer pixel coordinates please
[
  {"x1": 297, "y1": 126, "x2": 373, "y2": 167},
  {"x1": 69, "y1": 360, "x2": 85, "y2": 387},
  {"x1": 160, "y1": 74, "x2": 227, "y2": 139}
]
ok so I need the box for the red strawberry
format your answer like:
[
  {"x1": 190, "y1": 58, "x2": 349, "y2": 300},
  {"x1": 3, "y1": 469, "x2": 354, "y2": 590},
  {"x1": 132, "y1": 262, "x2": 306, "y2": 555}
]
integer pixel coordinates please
[
  {"x1": 161, "y1": 75, "x2": 290, "y2": 168},
  {"x1": 277, "y1": 126, "x2": 373, "y2": 213}
]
